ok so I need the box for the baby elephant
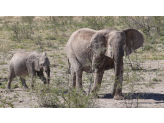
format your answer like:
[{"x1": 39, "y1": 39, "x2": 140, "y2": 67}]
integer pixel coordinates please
[{"x1": 7, "y1": 51, "x2": 50, "y2": 89}]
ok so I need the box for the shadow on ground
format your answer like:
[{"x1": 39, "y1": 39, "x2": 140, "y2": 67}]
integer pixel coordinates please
[{"x1": 99, "y1": 93, "x2": 164, "y2": 101}]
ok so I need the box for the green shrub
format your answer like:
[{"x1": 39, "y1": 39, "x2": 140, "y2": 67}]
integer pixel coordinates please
[
  {"x1": 0, "y1": 97, "x2": 14, "y2": 108},
  {"x1": 152, "y1": 78, "x2": 162, "y2": 82},
  {"x1": 21, "y1": 16, "x2": 35, "y2": 25},
  {"x1": 119, "y1": 16, "x2": 164, "y2": 44},
  {"x1": 10, "y1": 22, "x2": 34, "y2": 41},
  {"x1": 159, "y1": 36, "x2": 164, "y2": 44},
  {"x1": 83, "y1": 16, "x2": 115, "y2": 30},
  {"x1": 35, "y1": 84, "x2": 96, "y2": 108},
  {"x1": 143, "y1": 44, "x2": 153, "y2": 51},
  {"x1": 45, "y1": 36, "x2": 56, "y2": 40}
]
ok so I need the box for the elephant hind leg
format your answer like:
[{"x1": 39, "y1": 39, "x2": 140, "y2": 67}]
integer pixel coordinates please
[
  {"x1": 70, "y1": 67, "x2": 76, "y2": 89},
  {"x1": 69, "y1": 57, "x2": 82, "y2": 89},
  {"x1": 67, "y1": 59, "x2": 71, "y2": 74},
  {"x1": 20, "y1": 77, "x2": 28, "y2": 89},
  {"x1": 75, "y1": 70, "x2": 83, "y2": 90},
  {"x1": 68, "y1": 57, "x2": 86, "y2": 92},
  {"x1": 7, "y1": 68, "x2": 16, "y2": 89}
]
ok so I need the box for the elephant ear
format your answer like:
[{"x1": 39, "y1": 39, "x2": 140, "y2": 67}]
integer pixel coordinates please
[
  {"x1": 90, "y1": 32, "x2": 107, "y2": 56},
  {"x1": 26, "y1": 53, "x2": 40, "y2": 74},
  {"x1": 123, "y1": 29, "x2": 144, "y2": 56}
]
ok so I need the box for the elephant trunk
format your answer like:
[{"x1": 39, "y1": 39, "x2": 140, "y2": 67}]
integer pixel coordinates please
[
  {"x1": 46, "y1": 67, "x2": 50, "y2": 86},
  {"x1": 43, "y1": 66, "x2": 50, "y2": 86},
  {"x1": 111, "y1": 48, "x2": 123, "y2": 96}
]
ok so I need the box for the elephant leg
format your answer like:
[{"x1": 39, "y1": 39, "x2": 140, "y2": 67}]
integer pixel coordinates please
[
  {"x1": 75, "y1": 70, "x2": 83, "y2": 90},
  {"x1": 70, "y1": 66, "x2": 76, "y2": 89},
  {"x1": 113, "y1": 63, "x2": 124, "y2": 100},
  {"x1": 30, "y1": 73, "x2": 36, "y2": 89},
  {"x1": 31, "y1": 76, "x2": 35, "y2": 88},
  {"x1": 30, "y1": 70, "x2": 37, "y2": 89},
  {"x1": 69, "y1": 58, "x2": 82, "y2": 90},
  {"x1": 20, "y1": 77, "x2": 28, "y2": 89},
  {"x1": 91, "y1": 69, "x2": 104, "y2": 94},
  {"x1": 7, "y1": 70, "x2": 15, "y2": 89}
]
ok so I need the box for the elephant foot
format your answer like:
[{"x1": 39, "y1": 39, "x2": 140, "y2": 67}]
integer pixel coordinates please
[{"x1": 113, "y1": 93, "x2": 124, "y2": 100}]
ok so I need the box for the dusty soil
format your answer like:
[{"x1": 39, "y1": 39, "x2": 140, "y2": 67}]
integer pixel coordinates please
[{"x1": 96, "y1": 60, "x2": 164, "y2": 108}]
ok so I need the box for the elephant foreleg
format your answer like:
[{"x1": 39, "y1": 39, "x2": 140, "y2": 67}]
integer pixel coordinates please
[
  {"x1": 91, "y1": 69, "x2": 104, "y2": 94},
  {"x1": 31, "y1": 76, "x2": 35, "y2": 88},
  {"x1": 112, "y1": 64, "x2": 124, "y2": 100},
  {"x1": 30, "y1": 71, "x2": 36, "y2": 89},
  {"x1": 20, "y1": 77, "x2": 28, "y2": 89}
]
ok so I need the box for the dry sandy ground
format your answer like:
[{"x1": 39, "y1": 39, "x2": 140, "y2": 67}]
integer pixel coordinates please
[
  {"x1": 0, "y1": 50, "x2": 164, "y2": 108},
  {"x1": 96, "y1": 60, "x2": 164, "y2": 108},
  {"x1": 97, "y1": 82, "x2": 164, "y2": 108}
]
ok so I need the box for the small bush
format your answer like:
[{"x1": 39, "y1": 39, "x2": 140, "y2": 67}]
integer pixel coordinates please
[
  {"x1": 159, "y1": 36, "x2": 164, "y2": 44},
  {"x1": 10, "y1": 22, "x2": 34, "y2": 41},
  {"x1": 143, "y1": 44, "x2": 154, "y2": 51},
  {"x1": 34, "y1": 35, "x2": 43, "y2": 45},
  {"x1": 0, "y1": 98, "x2": 14, "y2": 108},
  {"x1": 21, "y1": 16, "x2": 35, "y2": 25},
  {"x1": 152, "y1": 78, "x2": 162, "y2": 82},
  {"x1": 0, "y1": 83, "x2": 6, "y2": 89},
  {"x1": 0, "y1": 40, "x2": 11, "y2": 53},
  {"x1": 83, "y1": 16, "x2": 115, "y2": 30},
  {"x1": 36, "y1": 86, "x2": 96, "y2": 108},
  {"x1": 45, "y1": 36, "x2": 56, "y2": 40}
]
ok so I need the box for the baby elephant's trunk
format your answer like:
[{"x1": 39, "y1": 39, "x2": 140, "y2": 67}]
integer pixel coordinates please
[{"x1": 45, "y1": 67, "x2": 50, "y2": 87}]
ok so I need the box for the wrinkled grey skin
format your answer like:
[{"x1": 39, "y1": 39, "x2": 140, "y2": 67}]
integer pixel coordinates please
[
  {"x1": 7, "y1": 51, "x2": 50, "y2": 89},
  {"x1": 66, "y1": 28, "x2": 144, "y2": 100}
]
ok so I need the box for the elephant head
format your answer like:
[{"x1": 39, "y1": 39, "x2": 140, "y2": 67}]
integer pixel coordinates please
[
  {"x1": 90, "y1": 28, "x2": 144, "y2": 99},
  {"x1": 39, "y1": 52, "x2": 50, "y2": 84},
  {"x1": 26, "y1": 51, "x2": 50, "y2": 85}
]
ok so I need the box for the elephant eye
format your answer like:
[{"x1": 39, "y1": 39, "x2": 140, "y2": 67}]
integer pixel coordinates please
[{"x1": 41, "y1": 63, "x2": 44, "y2": 66}]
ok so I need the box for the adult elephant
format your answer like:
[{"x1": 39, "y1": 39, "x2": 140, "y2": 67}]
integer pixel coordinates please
[
  {"x1": 7, "y1": 51, "x2": 50, "y2": 89},
  {"x1": 65, "y1": 28, "x2": 144, "y2": 100}
]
